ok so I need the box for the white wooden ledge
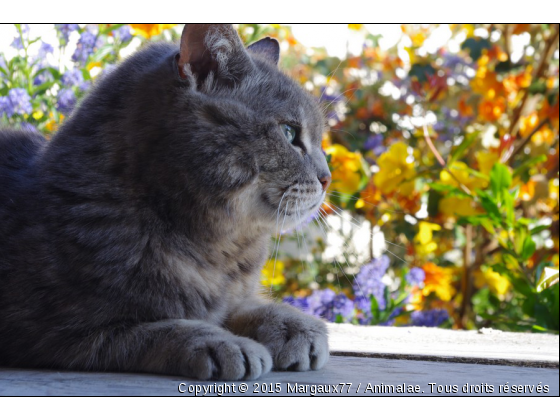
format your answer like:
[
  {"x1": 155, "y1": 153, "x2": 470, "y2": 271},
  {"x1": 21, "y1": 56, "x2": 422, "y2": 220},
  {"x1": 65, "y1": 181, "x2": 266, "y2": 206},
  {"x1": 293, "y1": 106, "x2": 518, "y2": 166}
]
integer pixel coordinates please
[
  {"x1": 1, "y1": 325, "x2": 558, "y2": 396},
  {"x1": 328, "y1": 324, "x2": 559, "y2": 368}
]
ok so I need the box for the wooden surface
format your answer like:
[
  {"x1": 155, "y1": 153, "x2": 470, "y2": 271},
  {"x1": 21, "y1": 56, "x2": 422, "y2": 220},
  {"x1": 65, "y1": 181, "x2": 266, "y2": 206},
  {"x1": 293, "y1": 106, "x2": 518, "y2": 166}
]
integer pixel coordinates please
[
  {"x1": 328, "y1": 324, "x2": 559, "y2": 367},
  {"x1": 1, "y1": 356, "x2": 558, "y2": 396},
  {"x1": 1, "y1": 325, "x2": 558, "y2": 396}
]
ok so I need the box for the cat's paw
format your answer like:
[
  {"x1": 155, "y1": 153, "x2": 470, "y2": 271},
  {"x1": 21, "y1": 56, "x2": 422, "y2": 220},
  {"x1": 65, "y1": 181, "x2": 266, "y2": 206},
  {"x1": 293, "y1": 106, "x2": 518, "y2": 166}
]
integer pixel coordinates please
[
  {"x1": 184, "y1": 333, "x2": 272, "y2": 381},
  {"x1": 259, "y1": 308, "x2": 329, "y2": 372}
]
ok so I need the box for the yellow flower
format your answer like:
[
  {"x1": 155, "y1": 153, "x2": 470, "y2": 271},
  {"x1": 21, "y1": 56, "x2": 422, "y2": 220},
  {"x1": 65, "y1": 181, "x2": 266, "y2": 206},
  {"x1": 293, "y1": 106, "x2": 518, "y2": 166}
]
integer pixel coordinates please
[
  {"x1": 414, "y1": 222, "x2": 441, "y2": 256},
  {"x1": 261, "y1": 260, "x2": 285, "y2": 287},
  {"x1": 475, "y1": 267, "x2": 510, "y2": 297},
  {"x1": 348, "y1": 24, "x2": 363, "y2": 31},
  {"x1": 325, "y1": 143, "x2": 365, "y2": 195},
  {"x1": 374, "y1": 142, "x2": 416, "y2": 195},
  {"x1": 129, "y1": 24, "x2": 176, "y2": 38},
  {"x1": 476, "y1": 150, "x2": 500, "y2": 176},
  {"x1": 45, "y1": 112, "x2": 64, "y2": 133},
  {"x1": 438, "y1": 161, "x2": 486, "y2": 217},
  {"x1": 422, "y1": 262, "x2": 455, "y2": 302}
]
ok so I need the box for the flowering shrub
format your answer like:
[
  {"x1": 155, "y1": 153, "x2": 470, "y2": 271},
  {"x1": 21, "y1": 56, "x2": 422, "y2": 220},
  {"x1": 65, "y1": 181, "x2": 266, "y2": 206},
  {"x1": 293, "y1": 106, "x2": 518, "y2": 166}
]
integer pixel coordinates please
[{"x1": 1, "y1": 24, "x2": 558, "y2": 333}]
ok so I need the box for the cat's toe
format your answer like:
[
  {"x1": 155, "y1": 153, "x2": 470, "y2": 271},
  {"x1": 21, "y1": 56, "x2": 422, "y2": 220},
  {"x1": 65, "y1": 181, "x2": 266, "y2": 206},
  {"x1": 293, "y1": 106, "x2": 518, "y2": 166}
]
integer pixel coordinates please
[
  {"x1": 185, "y1": 336, "x2": 272, "y2": 381},
  {"x1": 270, "y1": 315, "x2": 329, "y2": 372}
]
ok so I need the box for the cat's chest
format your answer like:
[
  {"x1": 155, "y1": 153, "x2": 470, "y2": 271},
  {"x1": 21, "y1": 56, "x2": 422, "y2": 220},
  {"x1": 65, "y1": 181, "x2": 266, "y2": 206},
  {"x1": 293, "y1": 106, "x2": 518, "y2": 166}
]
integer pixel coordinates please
[{"x1": 164, "y1": 236, "x2": 267, "y2": 321}]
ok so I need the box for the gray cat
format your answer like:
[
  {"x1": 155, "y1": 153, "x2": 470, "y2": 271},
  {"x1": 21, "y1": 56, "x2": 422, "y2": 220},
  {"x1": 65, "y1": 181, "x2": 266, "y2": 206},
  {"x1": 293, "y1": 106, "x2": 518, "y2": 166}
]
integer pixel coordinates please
[{"x1": 0, "y1": 24, "x2": 331, "y2": 380}]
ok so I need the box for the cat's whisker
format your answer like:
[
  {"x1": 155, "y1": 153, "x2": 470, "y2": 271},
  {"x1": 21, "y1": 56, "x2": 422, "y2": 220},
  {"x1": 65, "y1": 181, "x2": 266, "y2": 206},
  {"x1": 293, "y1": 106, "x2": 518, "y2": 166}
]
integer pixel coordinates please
[
  {"x1": 317, "y1": 211, "x2": 361, "y2": 292},
  {"x1": 318, "y1": 59, "x2": 343, "y2": 103},
  {"x1": 326, "y1": 191, "x2": 411, "y2": 216},
  {"x1": 320, "y1": 87, "x2": 359, "y2": 114},
  {"x1": 323, "y1": 202, "x2": 407, "y2": 250},
  {"x1": 313, "y1": 212, "x2": 343, "y2": 292},
  {"x1": 320, "y1": 206, "x2": 409, "y2": 268},
  {"x1": 293, "y1": 199, "x2": 306, "y2": 275},
  {"x1": 271, "y1": 200, "x2": 290, "y2": 294}
]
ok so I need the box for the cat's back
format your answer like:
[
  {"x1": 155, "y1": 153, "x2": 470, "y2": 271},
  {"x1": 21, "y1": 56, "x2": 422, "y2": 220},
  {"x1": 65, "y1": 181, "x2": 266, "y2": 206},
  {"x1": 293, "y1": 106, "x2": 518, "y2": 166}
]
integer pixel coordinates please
[{"x1": 0, "y1": 129, "x2": 45, "y2": 237}]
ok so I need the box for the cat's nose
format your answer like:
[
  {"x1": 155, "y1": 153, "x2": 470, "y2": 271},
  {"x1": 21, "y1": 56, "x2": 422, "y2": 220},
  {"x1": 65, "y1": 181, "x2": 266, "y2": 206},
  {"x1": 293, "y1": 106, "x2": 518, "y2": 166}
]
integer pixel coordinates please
[{"x1": 319, "y1": 175, "x2": 332, "y2": 192}]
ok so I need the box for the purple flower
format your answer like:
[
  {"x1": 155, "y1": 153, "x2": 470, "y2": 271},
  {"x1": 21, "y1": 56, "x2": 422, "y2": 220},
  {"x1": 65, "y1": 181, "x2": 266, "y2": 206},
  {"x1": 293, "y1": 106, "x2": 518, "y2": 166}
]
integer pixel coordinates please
[
  {"x1": 410, "y1": 309, "x2": 449, "y2": 327},
  {"x1": 320, "y1": 87, "x2": 342, "y2": 104},
  {"x1": 283, "y1": 297, "x2": 311, "y2": 314},
  {"x1": 364, "y1": 134, "x2": 386, "y2": 156},
  {"x1": 406, "y1": 267, "x2": 425, "y2": 285},
  {"x1": 37, "y1": 42, "x2": 54, "y2": 59},
  {"x1": 0, "y1": 96, "x2": 12, "y2": 118},
  {"x1": 7, "y1": 89, "x2": 32, "y2": 116},
  {"x1": 353, "y1": 256, "x2": 390, "y2": 310},
  {"x1": 55, "y1": 24, "x2": 79, "y2": 45},
  {"x1": 354, "y1": 296, "x2": 372, "y2": 325},
  {"x1": 0, "y1": 55, "x2": 6, "y2": 70},
  {"x1": 11, "y1": 24, "x2": 30, "y2": 50},
  {"x1": 61, "y1": 68, "x2": 84, "y2": 87},
  {"x1": 57, "y1": 88, "x2": 76, "y2": 113},
  {"x1": 113, "y1": 25, "x2": 132, "y2": 42},
  {"x1": 72, "y1": 30, "x2": 101, "y2": 64}
]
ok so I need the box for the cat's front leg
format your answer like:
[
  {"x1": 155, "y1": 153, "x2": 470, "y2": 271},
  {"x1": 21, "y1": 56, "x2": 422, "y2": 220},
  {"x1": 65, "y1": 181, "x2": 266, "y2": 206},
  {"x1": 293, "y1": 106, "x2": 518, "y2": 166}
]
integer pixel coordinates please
[{"x1": 226, "y1": 301, "x2": 329, "y2": 372}]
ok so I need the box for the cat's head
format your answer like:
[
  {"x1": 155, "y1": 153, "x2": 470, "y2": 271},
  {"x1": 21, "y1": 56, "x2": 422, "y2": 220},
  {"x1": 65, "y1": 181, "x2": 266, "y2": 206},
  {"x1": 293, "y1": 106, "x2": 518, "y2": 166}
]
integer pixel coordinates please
[{"x1": 168, "y1": 24, "x2": 330, "y2": 231}]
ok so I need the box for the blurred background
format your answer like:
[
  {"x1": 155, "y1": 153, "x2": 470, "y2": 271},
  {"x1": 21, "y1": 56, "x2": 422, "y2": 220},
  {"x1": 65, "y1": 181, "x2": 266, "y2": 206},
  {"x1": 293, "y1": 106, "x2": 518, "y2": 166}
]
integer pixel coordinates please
[{"x1": 1, "y1": 24, "x2": 558, "y2": 333}]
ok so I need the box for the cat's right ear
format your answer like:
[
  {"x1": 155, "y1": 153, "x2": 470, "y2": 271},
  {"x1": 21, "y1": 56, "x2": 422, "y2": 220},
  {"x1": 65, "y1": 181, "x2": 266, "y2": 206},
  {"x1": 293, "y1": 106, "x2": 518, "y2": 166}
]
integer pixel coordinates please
[{"x1": 177, "y1": 24, "x2": 249, "y2": 83}]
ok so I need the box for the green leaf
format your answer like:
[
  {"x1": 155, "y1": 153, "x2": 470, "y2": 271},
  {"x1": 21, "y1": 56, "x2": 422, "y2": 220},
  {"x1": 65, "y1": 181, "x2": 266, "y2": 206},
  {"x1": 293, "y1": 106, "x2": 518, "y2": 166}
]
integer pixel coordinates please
[
  {"x1": 512, "y1": 155, "x2": 547, "y2": 180},
  {"x1": 530, "y1": 224, "x2": 551, "y2": 235},
  {"x1": 450, "y1": 132, "x2": 477, "y2": 163},
  {"x1": 370, "y1": 294, "x2": 380, "y2": 322},
  {"x1": 461, "y1": 37, "x2": 492, "y2": 61},
  {"x1": 536, "y1": 269, "x2": 559, "y2": 293},
  {"x1": 427, "y1": 182, "x2": 471, "y2": 198},
  {"x1": 490, "y1": 162, "x2": 512, "y2": 199},
  {"x1": 503, "y1": 190, "x2": 515, "y2": 227},
  {"x1": 520, "y1": 236, "x2": 536, "y2": 261},
  {"x1": 478, "y1": 193, "x2": 502, "y2": 223},
  {"x1": 409, "y1": 63, "x2": 436, "y2": 83}
]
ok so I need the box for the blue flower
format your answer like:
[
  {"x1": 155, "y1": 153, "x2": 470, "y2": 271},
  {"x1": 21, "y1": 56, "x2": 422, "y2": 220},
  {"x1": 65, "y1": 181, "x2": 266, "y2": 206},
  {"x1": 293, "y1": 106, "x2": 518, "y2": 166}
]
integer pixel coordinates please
[
  {"x1": 0, "y1": 55, "x2": 7, "y2": 70},
  {"x1": 37, "y1": 42, "x2": 54, "y2": 59},
  {"x1": 283, "y1": 297, "x2": 311, "y2": 314},
  {"x1": 57, "y1": 88, "x2": 76, "y2": 113},
  {"x1": 113, "y1": 26, "x2": 132, "y2": 42},
  {"x1": 410, "y1": 309, "x2": 449, "y2": 327},
  {"x1": 7, "y1": 89, "x2": 33, "y2": 116},
  {"x1": 72, "y1": 30, "x2": 101, "y2": 64},
  {"x1": 61, "y1": 69, "x2": 84, "y2": 87},
  {"x1": 353, "y1": 255, "x2": 390, "y2": 310},
  {"x1": 406, "y1": 267, "x2": 426, "y2": 285},
  {"x1": 11, "y1": 24, "x2": 30, "y2": 50},
  {"x1": 55, "y1": 24, "x2": 79, "y2": 45},
  {"x1": 0, "y1": 96, "x2": 12, "y2": 118},
  {"x1": 364, "y1": 134, "x2": 386, "y2": 156}
]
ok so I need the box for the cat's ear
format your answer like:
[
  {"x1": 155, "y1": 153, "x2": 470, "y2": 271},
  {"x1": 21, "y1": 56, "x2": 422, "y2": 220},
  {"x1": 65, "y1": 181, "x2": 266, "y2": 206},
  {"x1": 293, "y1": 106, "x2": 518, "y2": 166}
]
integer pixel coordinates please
[
  {"x1": 177, "y1": 24, "x2": 250, "y2": 82},
  {"x1": 247, "y1": 37, "x2": 280, "y2": 66}
]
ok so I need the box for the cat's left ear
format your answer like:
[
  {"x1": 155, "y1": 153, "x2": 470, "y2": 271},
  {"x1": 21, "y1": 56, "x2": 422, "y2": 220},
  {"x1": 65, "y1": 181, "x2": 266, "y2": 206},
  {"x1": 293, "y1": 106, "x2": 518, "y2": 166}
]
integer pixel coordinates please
[
  {"x1": 247, "y1": 37, "x2": 280, "y2": 66},
  {"x1": 177, "y1": 24, "x2": 251, "y2": 82}
]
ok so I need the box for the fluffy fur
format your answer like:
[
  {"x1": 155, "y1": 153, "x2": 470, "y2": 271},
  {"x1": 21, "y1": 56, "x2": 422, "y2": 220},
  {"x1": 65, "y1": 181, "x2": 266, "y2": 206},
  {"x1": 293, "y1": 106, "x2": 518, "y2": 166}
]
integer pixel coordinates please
[{"x1": 0, "y1": 24, "x2": 330, "y2": 380}]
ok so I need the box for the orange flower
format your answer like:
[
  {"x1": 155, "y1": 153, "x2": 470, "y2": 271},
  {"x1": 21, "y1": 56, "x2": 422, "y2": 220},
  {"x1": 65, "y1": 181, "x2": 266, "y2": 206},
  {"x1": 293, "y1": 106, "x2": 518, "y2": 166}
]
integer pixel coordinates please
[
  {"x1": 458, "y1": 97, "x2": 474, "y2": 118},
  {"x1": 478, "y1": 97, "x2": 506, "y2": 122},
  {"x1": 513, "y1": 24, "x2": 531, "y2": 34},
  {"x1": 519, "y1": 112, "x2": 539, "y2": 138},
  {"x1": 422, "y1": 262, "x2": 455, "y2": 302},
  {"x1": 129, "y1": 24, "x2": 176, "y2": 38}
]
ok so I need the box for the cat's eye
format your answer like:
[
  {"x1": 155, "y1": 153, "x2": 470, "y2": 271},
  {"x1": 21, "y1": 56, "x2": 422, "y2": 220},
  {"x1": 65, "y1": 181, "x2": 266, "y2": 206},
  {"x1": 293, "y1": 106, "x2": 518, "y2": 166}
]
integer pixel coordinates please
[{"x1": 281, "y1": 124, "x2": 297, "y2": 144}]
